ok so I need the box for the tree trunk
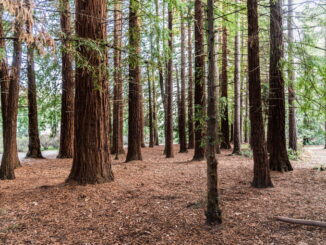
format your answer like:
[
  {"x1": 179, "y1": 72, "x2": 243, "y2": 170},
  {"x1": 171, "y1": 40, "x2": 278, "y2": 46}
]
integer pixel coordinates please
[
  {"x1": 187, "y1": 11, "x2": 195, "y2": 150},
  {"x1": 232, "y1": 0, "x2": 241, "y2": 155},
  {"x1": 126, "y1": 0, "x2": 142, "y2": 162},
  {"x1": 140, "y1": 83, "x2": 145, "y2": 148},
  {"x1": 220, "y1": 25, "x2": 231, "y2": 149},
  {"x1": 179, "y1": 14, "x2": 187, "y2": 153},
  {"x1": 0, "y1": 17, "x2": 23, "y2": 179},
  {"x1": 268, "y1": 0, "x2": 293, "y2": 172},
  {"x1": 112, "y1": 0, "x2": 125, "y2": 156},
  {"x1": 287, "y1": 0, "x2": 297, "y2": 152},
  {"x1": 147, "y1": 62, "x2": 154, "y2": 148},
  {"x1": 58, "y1": 0, "x2": 74, "y2": 159},
  {"x1": 247, "y1": 0, "x2": 273, "y2": 188},
  {"x1": 205, "y1": 0, "x2": 222, "y2": 225},
  {"x1": 165, "y1": 3, "x2": 174, "y2": 158},
  {"x1": 67, "y1": 0, "x2": 114, "y2": 184},
  {"x1": 25, "y1": 0, "x2": 43, "y2": 159},
  {"x1": 193, "y1": 0, "x2": 205, "y2": 161}
]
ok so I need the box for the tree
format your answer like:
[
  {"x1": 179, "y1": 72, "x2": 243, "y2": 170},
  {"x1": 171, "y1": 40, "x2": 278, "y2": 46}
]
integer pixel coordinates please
[
  {"x1": 25, "y1": 0, "x2": 43, "y2": 159},
  {"x1": 112, "y1": 0, "x2": 125, "y2": 156},
  {"x1": 247, "y1": 0, "x2": 273, "y2": 188},
  {"x1": 0, "y1": 15, "x2": 23, "y2": 179},
  {"x1": 147, "y1": 62, "x2": 154, "y2": 148},
  {"x1": 187, "y1": 9, "x2": 195, "y2": 150},
  {"x1": 126, "y1": 0, "x2": 142, "y2": 162},
  {"x1": 67, "y1": 0, "x2": 114, "y2": 184},
  {"x1": 205, "y1": 0, "x2": 222, "y2": 224},
  {"x1": 179, "y1": 12, "x2": 187, "y2": 153},
  {"x1": 220, "y1": 22, "x2": 231, "y2": 149},
  {"x1": 193, "y1": 0, "x2": 205, "y2": 161},
  {"x1": 165, "y1": 2, "x2": 174, "y2": 158},
  {"x1": 57, "y1": 0, "x2": 74, "y2": 159},
  {"x1": 287, "y1": 0, "x2": 297, "y2": 152},
  {"x1": 232, "y1": 0, "x2": 241, "y2": 155},
  {"x1": 268, "y1": 0, "x2": 293, "y2": 172}
]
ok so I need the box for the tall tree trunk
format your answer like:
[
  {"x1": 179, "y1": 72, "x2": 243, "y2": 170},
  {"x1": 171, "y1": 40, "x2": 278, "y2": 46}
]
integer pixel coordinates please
[
  {"x1": 187, "y1": 10, "x2": 195, "y2": 150},
  {"x1": 214, "y1": 29, "x2": 221, "y2": 154},
  {"x1": 112, "y1": 0, "x2": 125, "y2": 156},
  {"x1": 140, "y1": 83, "x2": 145, "y2": 148},
  {"x1": 247, "y1": 0, "x2": 273, "y2": 188},
  {"x1": 193, "y1": 0, "x2": 205, "y2": 161},
  {"x1": 126, "y1": 0, "x2": 142, "y2": 161},
  {"x1": 67, "y1": 0, "x2": 114, "y2": 184},
  {"x1": 244, "y1": 76, "x2": 249, "y2": 143},
  {"x1": 179, "y1": 14, "x2": 187, "y2": 153},
  {"x1": 232, "y1": 0, "x2": 241, "y2": 155},
  {"x1": 152, "y1": 67, "x2": 159, "y2": 146},
  {"x1": 287, "y1": 0, "x2": 297, "y2": 152},
  {"x1": 58, "y1": 0, "x2": 74, "y2": 158},
  {"x1": 165, "y1": 2, "x2": 174, "y2": 158},
  {"x1": 240, "y1": 23, "x2": 245, "y2": 144},
  {"x1": 0, "y1": 17, "x2": 23, "y2": 179},
  {"x1": 205, "y1": 0, "x2": 222, "y2": 225},
  {"x1": 220, "y1": 25, "x2": 231, "y2": 149},
  {"x1": 147, "y1": 62, "x2": 154, "y2": 148},
  {"x1": 25, "y1": 0, "x2": 43, "y2": 159},
  {"x1": 268, "y1": 0, "x2": 293, "y2": 172}
]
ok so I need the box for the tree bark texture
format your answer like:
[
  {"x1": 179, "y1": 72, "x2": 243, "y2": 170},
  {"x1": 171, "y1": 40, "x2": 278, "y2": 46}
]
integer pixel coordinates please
[
  {"x1": 193, "y1": 0, "x2": 205, "y2": 160},
  {"x1": 0, "y1": 17, "x2": 23, "y2": 179},
  {"x1": 232, "y1": 0, "x2": 241, "y2": 155},
  {"x1": 112, "y1": 0, "x2": 125, "y2": 156},
  {"x1": 126, "y1": 0, "x2": 142, "y2": 161},
  {"x1": 247, "y1": 0, "x2": 273, "y2": 188},
  {"x1": 165, "y1": 3, "x2": 174, "y2": 158},
  {"x1": 268, "y1": 0, "x2": 293, "y2": 172},
  {"x1": 287, "y1": 0, "x2": 297, "y2": 152},
  {"x1": 67, "y1": 0, "x2": 114, "y2": 184},
  {"x1": 147, "y1": 63, "x2": 154, "y2": 147},
  {"x1": 205, "y1": 0, "x2": 222, "y2": 225},
  {"x1": 187, "y1": 10, "x2": 195, "y2": 150},
  {"x1": 220, "y1": 25, "x2": 231, "y2": 149},
  {"x1": 58, "y1": 0, "x2": 74, "y2": 158}
]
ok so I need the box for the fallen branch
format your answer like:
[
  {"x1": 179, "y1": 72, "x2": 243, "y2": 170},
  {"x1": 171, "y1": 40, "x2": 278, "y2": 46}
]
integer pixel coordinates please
[{"x1": 276, "y1": 216, "x2": 326, "y2": 228}]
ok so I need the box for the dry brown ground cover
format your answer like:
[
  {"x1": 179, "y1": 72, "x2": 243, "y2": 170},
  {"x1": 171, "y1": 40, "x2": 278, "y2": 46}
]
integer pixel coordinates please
[{"x1": 0, "y1": 145, "x2": 325, "y2": 244}]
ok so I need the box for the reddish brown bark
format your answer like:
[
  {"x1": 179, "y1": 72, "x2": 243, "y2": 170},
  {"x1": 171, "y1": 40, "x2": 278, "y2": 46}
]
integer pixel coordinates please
[
  {"x1": 193, "y1": 0, "x2": 205, "y2": 161},
  {"x1": 147, "y1": 63, "x2": 154, "y2": 148},
  {"x1": 268, "y1": 0, "x2": 293, "y2": 172},
  {"x1": 187, "y1": 13, "x2": 195, "y2": 150},
  {"x1": 58, "y1": 0, "x2": 74, "y2": 159},
  {"x1": 67, "y1": 0, "x2": 114, "y2": 184},
  {"x1": 247, "y1": 0, "x2": 273, "y2": 188},
  {"x1": 179, "y1": 15, "x2": 187, "y2": 153},
  {"x1": 165, "y1": 3, "x2": 174, "y2": 158},
  {"x1": 112, "y1": 0, "x2": 125, "y2": 156},
  {"x1": 220, "y1": 26, "x2": 231, "y2": 149},
  {"x1": 126, "y1": 0, "x2": 142, "y2": 162},
  {"x1": 0, "y1": 17, "x2": 22, "y2": 179}
]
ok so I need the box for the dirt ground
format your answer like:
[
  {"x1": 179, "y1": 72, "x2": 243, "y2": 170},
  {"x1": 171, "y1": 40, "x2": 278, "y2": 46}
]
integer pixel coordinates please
[{"x1": 0, "y1": 145, "x2": 325, "y2": 244}]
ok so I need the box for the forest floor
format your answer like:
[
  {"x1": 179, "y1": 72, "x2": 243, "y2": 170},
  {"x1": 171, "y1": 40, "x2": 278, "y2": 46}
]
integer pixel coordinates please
[{"x1": 0, "y1": 145, "x2": 325, "y2": 244}]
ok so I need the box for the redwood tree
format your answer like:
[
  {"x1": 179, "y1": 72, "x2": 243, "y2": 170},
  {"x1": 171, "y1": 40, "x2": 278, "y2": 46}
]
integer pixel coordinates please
[
  {"x1": 179, "y1": 13, "x2": 187, "y2": 153},
  {"x1": 268, "y1": 0, "x2": 293, "y2": 172},
  {"x1": 247, "y1": 0, "x2": 273, "y2": 188},
  {"x1": 0, "y1": 16, "x2": 22, "y2": 179},
  {"x1": 67, "y1": 0, "x2": 114, "y2": 184},
  {"x1": 58, "y1": 0, "x2": 74, "y2": 159},
  {"x1": 165, "y1": 2, "x2": 174, "y2": 158},
  {"x1": 220, "y1": 24, "x2": 231, "y2": 149},
  {"x1": 187, "y1": 13, "x2": 195, "y2": 150},
  {"x1": 232, "y1": 0, "x2": 241, "y2": 155},
  {"x1": 112, "y1": 0, "x2": 125, "y2": 156},
  {"x1": 287, "y1": 0, "x2": 297, "y2": 152},
  {"x1": 193, "y1": 0, "x2": 205, "y2": 161},
  {"x1": 126, "y1": 0, "x2": 142, "y2": 162},
  {"x1": 205, "y1": 0, "x2": 222, "y2": 224}
]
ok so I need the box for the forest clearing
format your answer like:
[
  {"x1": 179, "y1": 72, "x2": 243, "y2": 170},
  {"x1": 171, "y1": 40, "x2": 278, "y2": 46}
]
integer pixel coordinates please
[
  {"x1": 0, "y1": 146, "x2": 325, "y2": 244},
  {"x1": 0, "y1": 0, "x2": 326, "y2": 244}
]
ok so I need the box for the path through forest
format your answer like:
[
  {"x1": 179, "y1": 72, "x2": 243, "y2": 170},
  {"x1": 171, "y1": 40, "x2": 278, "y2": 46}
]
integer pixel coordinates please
[{"x1": 0, "y1": 146, "x2": 325, "y2": 244}]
